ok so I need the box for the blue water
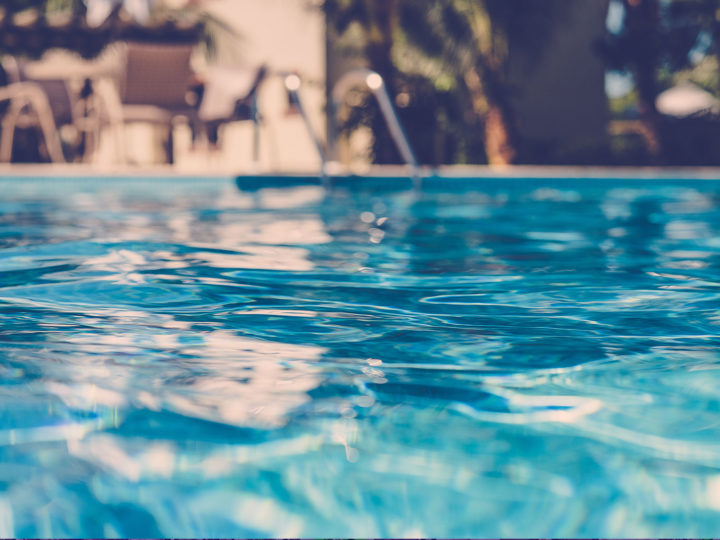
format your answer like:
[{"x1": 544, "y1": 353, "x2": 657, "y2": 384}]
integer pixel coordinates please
[{"x1": 2, "y1": 175, "x2": 720, "y2": 537}]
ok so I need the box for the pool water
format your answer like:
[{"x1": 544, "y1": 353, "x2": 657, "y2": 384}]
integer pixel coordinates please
[{"x1": 2, "y1": 175, "x2": 720, "y2": 537}]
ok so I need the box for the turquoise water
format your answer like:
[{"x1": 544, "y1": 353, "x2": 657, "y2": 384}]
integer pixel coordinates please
[{"x1": 2, "y1": 175, "x2": 720, "y2": 537}]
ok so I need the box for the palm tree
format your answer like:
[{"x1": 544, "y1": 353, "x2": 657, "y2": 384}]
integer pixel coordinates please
[
  {"x1": 326, "y1": 0, "x2": 572, "y2": 166},
  {"x1": 324, "y1": 0, "x2": 402, "y2": 163},
  {"x1": 411, "y1": 0, "x2": 520, "y2": 165},
  {"x1": 606, "y1": 0, "x2": 663, "y2": 160}
]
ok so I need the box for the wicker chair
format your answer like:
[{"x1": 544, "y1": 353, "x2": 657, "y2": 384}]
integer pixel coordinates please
[{"x1": 116, "y1": 41, "x2": 201, "y2": 164}]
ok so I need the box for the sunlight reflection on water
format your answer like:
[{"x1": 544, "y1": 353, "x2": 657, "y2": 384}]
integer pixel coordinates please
[{"x1": 1, "y1": 177, "x2": 720, "y2": 536}]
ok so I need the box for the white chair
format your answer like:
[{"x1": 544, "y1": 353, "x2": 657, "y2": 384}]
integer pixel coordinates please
[{"x1": 0, "y1": 80, "x2": 65, "y2": 163}]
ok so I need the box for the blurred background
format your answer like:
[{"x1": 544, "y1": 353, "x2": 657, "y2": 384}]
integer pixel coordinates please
[{"x1": 1, "y1": 0, "x2": 720, "y2": 171}]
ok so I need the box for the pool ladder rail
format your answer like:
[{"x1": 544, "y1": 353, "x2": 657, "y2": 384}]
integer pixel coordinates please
[{"x1": 282, "y1": 69, "x2": 420, "y2": 181}]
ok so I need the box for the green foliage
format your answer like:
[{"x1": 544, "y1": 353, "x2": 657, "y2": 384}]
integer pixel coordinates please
[
  {"x1": 326, "y1": 0, "x2": 493, "y2": 164},
  {"x1": 600, "y1": 0, "x2": 720, "y2": 164},
  {"x1": 151, "y1": 3, "x2": 238, "y2": 61},
  {"x1": 0, "y1": 0, "x2": 84, "y2": 17},
  {"x1": 601, "y1": 0, "x2": 720, "y2": 82},
  {"x1": 673, "y1": 54, "x2": 720, "y2": 92},
  {"x1": 609, "y1": 89, "x2": 639, "y2": 118},
  {"x1": 326, "y1": 0, "x2": 580, "y2": 165},
  {"x1": 0, "y1": 1, "x2": 217, "y2": 60}
]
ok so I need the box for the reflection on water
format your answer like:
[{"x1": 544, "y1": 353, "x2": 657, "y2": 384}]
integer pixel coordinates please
[{"x1": 1, "y1": 177, "x2": 720, "y2": 536}]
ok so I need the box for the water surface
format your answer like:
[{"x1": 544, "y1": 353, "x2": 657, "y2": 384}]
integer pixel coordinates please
[{"x1": 1, "y1": 176, "x2": 720, "y2": 537}]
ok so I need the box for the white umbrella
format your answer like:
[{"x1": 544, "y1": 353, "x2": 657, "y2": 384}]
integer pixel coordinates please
[{"x1": 656, "y1": 82, "x2": 719, "y2": 117}]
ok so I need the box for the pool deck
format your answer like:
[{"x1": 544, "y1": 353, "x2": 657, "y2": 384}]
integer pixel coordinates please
[{"x1": 1, "y1": 163, "x2": 720, "y2": 181}]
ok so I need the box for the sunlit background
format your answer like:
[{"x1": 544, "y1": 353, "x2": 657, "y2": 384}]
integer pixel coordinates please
[{"x1": 1, "y1": 0, "x2": 720, "y2": 171}]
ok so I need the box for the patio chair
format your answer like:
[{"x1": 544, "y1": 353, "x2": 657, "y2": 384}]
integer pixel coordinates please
[
  {"x1": 5, "y1": 49, "x2": 132, "y2": 164},
  {"x1": 197, "y1": 64, "x2": 268, "y2": 163},
  {"x1": 0, "y1": 57, "x2": 66, "y2": 163},
  {"x1": 116, "y1": 41, "x2": 201, "y2": 164}
]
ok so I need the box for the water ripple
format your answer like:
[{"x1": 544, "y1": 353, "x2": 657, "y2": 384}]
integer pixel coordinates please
[{"x1": 1, "y1": 177, "x2": 720, "y2": 536}]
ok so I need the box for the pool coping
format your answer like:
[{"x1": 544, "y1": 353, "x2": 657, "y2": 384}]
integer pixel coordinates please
[{"x1": 1, "y1": 163, "x2": 720, "y2": 180}]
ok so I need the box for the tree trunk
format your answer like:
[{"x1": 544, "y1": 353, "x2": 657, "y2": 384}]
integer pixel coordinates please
[
  {"x1": 465, "y1": 65, "x2": 517, "y2": 166},
  {"x1": 623, "y1": 0, "x2": 662, "y2": 160},
  {"x1": 484, "y1": 103, "x2": 516, "y2": 166}
]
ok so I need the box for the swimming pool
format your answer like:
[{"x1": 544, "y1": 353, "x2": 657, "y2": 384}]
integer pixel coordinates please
[{"x1": 2, "y1": 172, "x2": 720, "y2": 536}]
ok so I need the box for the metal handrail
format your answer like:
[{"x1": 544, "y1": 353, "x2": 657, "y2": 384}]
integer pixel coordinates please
[
  {"x1": 283, "y1": 69, "x2": 420, "y2": 180},
  {"x1": 330, "y1": 68, "x2": 419, "y2": 175},
  {"x1": 283, "y1": 73, "x2": 327, "y2": 176}
]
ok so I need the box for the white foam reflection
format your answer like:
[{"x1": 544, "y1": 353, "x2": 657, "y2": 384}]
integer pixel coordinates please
[
  {"x1": 216, "y1": 218, "x2": 332, "y2": 245},
  {"x1": 257, "y1": 186, "x2": 325, "y2": 209},
  {"x1": 453, "y1": 386, "x2": 603, "y2": 425},
  {"x1": 83, "y1": 249, "x2": 149, "y2": 283},
  {"x1": 530, "y1": 188, "x2": 581, "y2": 202},
  {"x1": 706, "y1": 475, "x2": 720, "y2": 510},
  {"x1": 198, "y1": 245, "x2": 316, "y2": 271},
  {"x1": 664, "y1": 220, "x2": 711, "y2": 240},
  {"x1": 57, "y1": 327, "x2": 326, "y2": 429},
  {"x1": 0, "y1": 497, "x2": 13, "y2": 538}
]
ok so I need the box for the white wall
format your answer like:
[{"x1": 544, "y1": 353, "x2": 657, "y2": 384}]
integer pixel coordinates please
[{"x1": 185, "y1": 0, "x2": 326, "y2": 173}]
